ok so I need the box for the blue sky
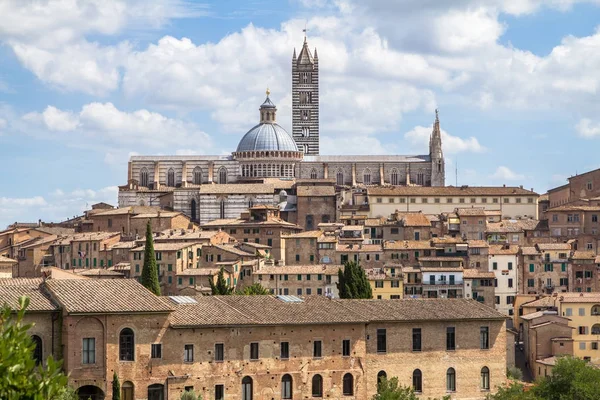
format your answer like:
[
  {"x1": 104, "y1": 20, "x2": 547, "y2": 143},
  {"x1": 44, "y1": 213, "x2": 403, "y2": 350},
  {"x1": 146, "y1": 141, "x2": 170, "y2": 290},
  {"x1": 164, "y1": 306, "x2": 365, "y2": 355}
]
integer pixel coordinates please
[{"x1": 2, "y1": 0, "x2": 600, "y2": 228}]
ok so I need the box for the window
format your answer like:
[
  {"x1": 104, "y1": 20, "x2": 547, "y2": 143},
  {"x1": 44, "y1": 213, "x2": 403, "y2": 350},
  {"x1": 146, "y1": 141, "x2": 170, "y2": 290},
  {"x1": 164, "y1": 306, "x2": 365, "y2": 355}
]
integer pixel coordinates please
[
  {"x1": 215, "y1": 343, "x2": 224, "y2": 362},
  {"x1": 218, "y1": 167, "x2": 228, "y2": 184},
  {"x1": 377, "y1": 329, "x2": 387, "y2": 353},
  {"x1": 566, "y1": 308, "x2": 573, "y2": 316},
  {"x1": 140, "y1": 167, "x2": 149, "y2": 187},
  {"x1": 390, "y1": 169, "x2": 399, "y2": 185},
  {"x1": 148, "y1": 384, "x2": 164, "y2": 400},
  {"x1": 151, "y1": 344, "x2": 162, "y2": 359},
  {"x1": 82, "y1": 338, "x2": 95, "y2": 364},
  {"x1": 481, "y1": 367, "x2": 490, "y2": 390},
  {"x1": 343, "y1": 373, "x2": 354, "y2": 396},
  {"x1": 312, "y1": 375, "x2": 323, "y2": 397},
  {"x1": 527, "y1": 279, "x2": 534, "y2": 287},
  {"x1": 242, "y1": 376, "x2": 253, "y2": 400},
  {"x1": 508, "y1": 262, "x2": 513, "y2": 270},
  {"x1": 375, "y1": 281, "x2": 384, "y2": 288},
  {"x1": 282, "y1": 374, "x2": 293, "y2": 399},
  {"x1": 342, "y1": 339, "x2": 351, "y2": 357},
  {"x1": 215, "y1": 384, "x2": 224, "y2": 400},
  {"x1": 480, "y1": 327, "x2": 489, "y2": 349},
  {"x1": 119, "y1": 328, "x2": 134, "y2": 361},
  {"x1": 377, "y1": 371, "x2": 387, "y2": 387},
  {"x1": 363, "y1": 168, "x2": 371, "y2": 184},
  {"x1": 529, "y1": 264, "x2": 535, "y2": 272},
  {"x1": 413, "y1": 369, "x2": 422, "y2": 392},
  {"x1": 508, "y1": 278, "x2": 513, "y2": 288},
  {"x1": 310, "y1": 168, "x2": 317, "y2": 179},
  {"x1": 280, "y1": 342, "x2": 289, "y2": 359},
  {"x1": 446, "y1": 327, "x2": 456, "y2": 351},
  {"x1": 412, "y1": 328, "x2": 421, "y2": 351},
  {"x1": 250, "y1": 342, "x2": 259, "y2": 360},
  {"x1": 184, "y1": 344, "x2": 194, "y2": 362},
  {"x1": 167, "y1": 168, "x2": 175, "y2": 187},
  {"x1": 493, "y1": 262, "x2": 497, "y2": 270},
  {"x1": 313, "y1": 340, "x2": 322, "y2": 358},
  {"x1": 447, "y1": 368, "x2": 456, "y2": 392},
  {"x1": 122, "y1": 382, "x2": 134, "y2": 400},
  {"x1": 30, "y1": 335, "x2": 43, "y2": 365},
  {"x1": 336, "y1": 171, "x2": 344, "y2": 186}
]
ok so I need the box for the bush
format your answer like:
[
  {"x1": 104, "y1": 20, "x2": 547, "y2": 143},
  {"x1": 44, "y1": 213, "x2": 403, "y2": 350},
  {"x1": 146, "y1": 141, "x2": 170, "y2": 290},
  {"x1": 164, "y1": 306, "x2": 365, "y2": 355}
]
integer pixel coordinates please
[{"x1": 507, "y1": 366, "x2": 523, "y2": 381}]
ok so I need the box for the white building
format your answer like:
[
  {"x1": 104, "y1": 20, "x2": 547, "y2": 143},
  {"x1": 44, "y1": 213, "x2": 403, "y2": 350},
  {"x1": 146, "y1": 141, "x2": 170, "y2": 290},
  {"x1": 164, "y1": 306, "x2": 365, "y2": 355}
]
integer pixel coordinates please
[{"x1": 489, "y1": 244, "x2": 519, "y2": 316}]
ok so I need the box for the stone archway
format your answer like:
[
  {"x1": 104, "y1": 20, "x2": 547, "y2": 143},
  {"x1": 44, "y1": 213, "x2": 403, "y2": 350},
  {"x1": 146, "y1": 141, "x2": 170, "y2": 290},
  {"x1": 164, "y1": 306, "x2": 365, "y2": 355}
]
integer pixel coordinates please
[{"x1": 77, "y1": 385, "x2": 105, "y2": 400}]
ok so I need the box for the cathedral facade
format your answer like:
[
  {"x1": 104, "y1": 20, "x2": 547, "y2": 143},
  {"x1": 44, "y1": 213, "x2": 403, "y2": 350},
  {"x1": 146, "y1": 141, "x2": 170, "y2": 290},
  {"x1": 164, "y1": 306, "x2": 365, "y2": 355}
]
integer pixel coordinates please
[{"x1": 118, "y1": 38, "x2": 445, "y2": 224}]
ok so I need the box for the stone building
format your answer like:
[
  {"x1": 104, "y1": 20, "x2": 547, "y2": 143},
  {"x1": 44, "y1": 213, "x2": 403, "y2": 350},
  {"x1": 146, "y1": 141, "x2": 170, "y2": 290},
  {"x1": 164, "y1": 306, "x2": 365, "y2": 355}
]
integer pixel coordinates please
[
  {"x1": 118, "y1": 38, "x2": 445, "y2": 224},
  {"x1": 253, "y1": 264, "x2": 340, "y2": 297},
  {"x1": 489, "y1": 245, "x2": 519, "y2": 316},
  {"x1": 0, "y1": 278, "x2": 507, "y2": 400}
]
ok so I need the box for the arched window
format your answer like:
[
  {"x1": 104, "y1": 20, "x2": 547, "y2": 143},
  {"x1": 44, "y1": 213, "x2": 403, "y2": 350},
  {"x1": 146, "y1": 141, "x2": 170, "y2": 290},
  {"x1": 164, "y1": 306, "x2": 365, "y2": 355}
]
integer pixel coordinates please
[
  {"x1": 377, "y1": 371, "x2": 387, "y2": 387},
  {"x1": 139, "y1": 168, "x2": 149, "y2": 187},
  {"x1": 390, "y1": 169, "x2": 399, "y2": 186},
  {"x1": 363, "y1": 168, "x2": 371, "y2": 185},
  {"x1": 336, "y1": 170, "x2": 344, "y2": 186},
  {"x1": 282, "y1": 374, "x2": 292, "y2": 399},
  {"x1": 242, "y1": 376, "x2": 253, "y2": 400},
  {"x1": 193, "y1": 166, "x2": 202, "y2": 185},
  {"x1": 312, "y1": 374, "x2": 323, "y2": 397},
  {"x1": 191, "y1": 199, "x2": 197, "y2": 222},
  {"x1": 342, "y1": 373, "x2": 353, "y2": 396},
  {"x1": 481, "y1": 367, "x2": 490, "y2": 390},
  {"x1": 119, "y1": 328, "x2": 134, "y2": 361},
  {"x1": 310, "y1": 168, "x2": 317, "y2": 179},
  {"x1": 218, "y1": 167, "x2": 227, "y2": 184},
  {"x1": 148, "y1": 384, "x2": 164, "y2": 400},
  {"x1": 446, "y1": 368, "x2": 456, "y2": 392},
  {"x1": 593, "y1": 324, "x2": 600, "y2": 335},
  {"x1": 31, "y1": 335, "x2": 42, "y2": 365},
  {"x1": 220, "y1": 199, "x2": 226, "y2": 219},
  {"x1": 303, "y1": 144, "x2": 309, "y2": 153},
  {"x1": 122, "y1": 381, "x2": 134, "y2": 400},
  {"x1": 167, "y1": 168, "x2": 175, "y2": 187},
  {"x1": 412, "y1": 369, "x2": 422, "y2": 393}
]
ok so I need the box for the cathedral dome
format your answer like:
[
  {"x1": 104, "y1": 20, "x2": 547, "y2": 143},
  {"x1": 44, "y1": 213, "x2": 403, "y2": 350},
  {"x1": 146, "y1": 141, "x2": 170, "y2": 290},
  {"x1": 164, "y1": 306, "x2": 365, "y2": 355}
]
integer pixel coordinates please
[{"x1": 236, "y1": 123, "x2": 298, "y2": 152}]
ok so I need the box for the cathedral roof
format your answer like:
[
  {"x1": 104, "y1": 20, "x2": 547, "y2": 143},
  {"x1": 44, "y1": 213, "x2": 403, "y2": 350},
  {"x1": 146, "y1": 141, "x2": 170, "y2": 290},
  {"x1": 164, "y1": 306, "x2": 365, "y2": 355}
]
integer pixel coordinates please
[{"x1": 236, "y1": 123, "x2": 298, "y2": 152}]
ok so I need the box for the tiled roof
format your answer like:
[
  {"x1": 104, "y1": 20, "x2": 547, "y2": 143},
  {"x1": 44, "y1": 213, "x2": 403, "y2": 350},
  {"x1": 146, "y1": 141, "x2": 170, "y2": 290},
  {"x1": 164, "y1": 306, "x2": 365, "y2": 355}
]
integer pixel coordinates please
[
  {"x1": 431, "y1": 237, "x2": 465, "y2": 244},
  {"x1": 466, "y1": 240, "x2": 489, "y2": 248},
  {"x1": 133, "y1": 242, "x2": 194, "y2": 252},
  {"x1": 296, "y1": 186, "x2": 335, "y2": 197},
  {"x1": 571, "y1": 251, "x2": 596, "y2": 260},
  {"x1": 202, "y1": 217, "x2": 300, "y2": 229},
  {"x1": 109, "y1": 241, "x2": 138, "y2": 249},
  {"x1": 521, "y1": 246, "x2": 540, "y2": 256},
  {"x1": 486, "y1": 220, "x2": 536, "y2": 233},
  {"x1": 130, "y1": 212, "x2": 182, "y2": 219},
  {"x1": 420, "y1": 266, "x2": 464, "y2": 272},
  {"x1": 44, "y1": 279, "x2": 173, "y2": 314},
  {"x1": 93, "y1": 206, "x2": 161, "y2": 216},
  {"x1": 255, "y1": 264, "x2": 341, "y2": 275},
  {"x1": 396, "y1": 212, "x2": 431, "y2": 227},
  {"x1": 547, "y1": 205, "x2": 600, "y2": 212},
  {"x1": 522, "y1": 296, "x2": 557, "y2": 308},
  {"x1": 177, "y1": 268, "x2": 224, "y2": 276},
  {"x1": 0, "y1": 284, "x2": 57, "y2": 312},
  {"x1": 336, "y1": 244, "x2": 382, "y2": 252},
  {"x1": 198, "y1": 183, "x2": 275, "y2": 194},
  {"x1": 284, "y1": 231, "x2": 323, "y2": 239},
  {"x1": 536, "y1": 243, "x2": 571, "y2": 251},
  {"x1": 419, "y1": 257, "x2": 464, "y2": 262},
  {"x1": 365, "y1": 218, "x2": 386, "y2": 227},
  {"x1": 317, "y1": 236, "x2": 338, "y2": 243},
  {"x1": 463, "y1": 269, "x2": 495, "y2": 279},
  {"x1": 456, "y1": 208, "x2": 487, "y2": 217},
  {"x1": 213, "y1": 244, "x2": 255, "y2": 257},
  {"x1": 336, "y1": 298, "x2": 506, "y2": 322},
  {"x1": 384, "y1": 240, "x2": 434, "y2": 250},
  {"x1": 367, "y1": 186, "x2": 538, "y2": 196},
  {"x1": 489, "y1": 245, "x2": 519, "y2": 255},
  {"x1": 0, "y1": 255, "x2": 18, "y2": 264},
  {"x1": 76, "y1": 268, "x2": 125, "y2": 277},
  {"x1": 0, "y1": 278, "x2": 44, "y2": 286}
]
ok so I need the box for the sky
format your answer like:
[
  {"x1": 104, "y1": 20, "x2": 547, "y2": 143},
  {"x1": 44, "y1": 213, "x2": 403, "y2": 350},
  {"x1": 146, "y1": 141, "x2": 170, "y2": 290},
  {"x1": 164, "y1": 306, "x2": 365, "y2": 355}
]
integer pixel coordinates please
[{"x1": 2, "y1": 0, "x2": 600, "y2": 228}]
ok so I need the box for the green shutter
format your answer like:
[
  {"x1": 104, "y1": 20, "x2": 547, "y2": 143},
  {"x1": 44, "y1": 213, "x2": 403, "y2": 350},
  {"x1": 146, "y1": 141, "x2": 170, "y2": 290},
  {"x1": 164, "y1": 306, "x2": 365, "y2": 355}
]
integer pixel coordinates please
[
  {"x1": 100, "y1": 260, "x2": 104, "y2": 267},
  {"x1": 178, "y1": 277, "x2": 182, "y2": 285},
  {"x1": 493, "y1": 262, "x2": 497, "y2": 270},
  {"x1": 135, "y1": 264, "x2": 140, "y2": 273},
  {"x1": 108, "y1": 260, "x2": 112, "y2": 267},
  {"x1": 562, "y1": 263, "x2": 566, "y2": 272},
  {"x1": 189, "y1": 277, "x2": 194, "y2": 285},
  {"x1": 168, "y1": 264, "x2": 173, "y2": 272},
  {"x1": 529, "y1": 264, "x2": 534, "y2": 272},
  {"x1": 168, "y1": 276, "x2": 172, "y2": 284},
  {"x1": 93, "y1": 258, "x2": 97, "y2": 267}
]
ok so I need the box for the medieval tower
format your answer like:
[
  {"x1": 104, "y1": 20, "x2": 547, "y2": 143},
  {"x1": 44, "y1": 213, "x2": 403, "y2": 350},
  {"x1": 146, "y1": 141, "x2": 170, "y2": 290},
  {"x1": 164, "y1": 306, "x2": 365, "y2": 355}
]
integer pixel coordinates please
[
  {"x1": 429, "y1": 110, "x2": 445, "y2": 186},
  {"x1": 292, "y1": 36, "x2": 319, "y2": 155}
]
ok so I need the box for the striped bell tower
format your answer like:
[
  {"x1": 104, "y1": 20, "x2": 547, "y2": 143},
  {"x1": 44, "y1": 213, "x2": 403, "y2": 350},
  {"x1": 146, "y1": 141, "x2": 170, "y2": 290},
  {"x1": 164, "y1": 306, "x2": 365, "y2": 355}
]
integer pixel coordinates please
[{"x1": 292, "y1": 35, "x2": 319, "y2": 155}]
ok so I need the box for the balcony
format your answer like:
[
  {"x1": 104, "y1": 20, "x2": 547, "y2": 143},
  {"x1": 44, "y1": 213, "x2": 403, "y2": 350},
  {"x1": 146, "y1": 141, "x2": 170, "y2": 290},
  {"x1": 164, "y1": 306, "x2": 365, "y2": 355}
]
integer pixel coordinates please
[{"x1": 424, "y1": 280, "x2": 464, "y2": 286}]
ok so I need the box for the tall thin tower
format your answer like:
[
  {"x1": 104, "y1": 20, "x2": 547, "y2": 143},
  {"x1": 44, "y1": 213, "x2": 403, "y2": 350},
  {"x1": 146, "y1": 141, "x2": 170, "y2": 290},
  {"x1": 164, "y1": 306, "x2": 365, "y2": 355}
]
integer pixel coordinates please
[{"x1": 292, "y1": 35, "x2": 319, "y2": 155}]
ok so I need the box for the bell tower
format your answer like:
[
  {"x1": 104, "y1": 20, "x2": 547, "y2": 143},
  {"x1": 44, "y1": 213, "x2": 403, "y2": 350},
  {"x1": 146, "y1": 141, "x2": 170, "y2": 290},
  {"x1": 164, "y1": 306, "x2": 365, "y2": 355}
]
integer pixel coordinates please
[
  {"x1": 430, "y1": 109, "x2": 445, "y2": 186},
  {"x1": 292, "y1": 35, "x2": 319, "y2": 155}
]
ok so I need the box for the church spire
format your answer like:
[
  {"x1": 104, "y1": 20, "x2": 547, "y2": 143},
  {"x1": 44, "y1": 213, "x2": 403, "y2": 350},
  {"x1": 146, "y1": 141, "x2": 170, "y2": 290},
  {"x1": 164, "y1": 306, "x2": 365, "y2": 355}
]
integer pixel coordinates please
[{"x1": 429, "y1": 109, "x2": 445, "y2": 186}]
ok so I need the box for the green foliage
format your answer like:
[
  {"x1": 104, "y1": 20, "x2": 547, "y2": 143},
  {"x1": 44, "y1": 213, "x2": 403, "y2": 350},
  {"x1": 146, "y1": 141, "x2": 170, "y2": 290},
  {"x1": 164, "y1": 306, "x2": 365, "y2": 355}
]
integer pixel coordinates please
[
  {"x1": 141, "y1": 220, "x2": 161, "y2": 295},
  {"x1": 532, "y1": 356, "x2": 600, "y2": 400},
  {"x1": 373, "y1": 377, "x2": 450, "y2": 400},
  {"x1": 0, "y1": 296, "x2": 71, "y2": 400},
  {"x1": 507, "y1": 366, "x2": 523, "y2": 381},
  {"x1": 337, "y1": 261, "x2": 373, "y2": 299},
  {"x1": 236, "y1": 283, "x2": 271, "y2": 295},
  {"x1": 180, "y1": 389, "x2": 202, "y2": 400},
  {"x1": 112, "y1": 371, "x2": 121, "y2": 400},
  {"x1": 210, "y1": 267, "x2": 233, "y2": 295},
  {"x1": 486, "y1": 382, "x2": 535, "y2": 400},
  {"x1": 53, "y1": 386, "x2": 79, "y2": 400}
]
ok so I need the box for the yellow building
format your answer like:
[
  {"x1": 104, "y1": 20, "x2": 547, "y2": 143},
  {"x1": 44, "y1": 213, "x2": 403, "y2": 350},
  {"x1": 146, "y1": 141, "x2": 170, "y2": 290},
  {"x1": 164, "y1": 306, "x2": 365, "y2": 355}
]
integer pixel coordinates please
[
  {"x1": 366, "y1": 266, "x2": 403, "y2": 299},
  {"x1": 521, "y1": 293, "x2": 600, "y2": 364}
]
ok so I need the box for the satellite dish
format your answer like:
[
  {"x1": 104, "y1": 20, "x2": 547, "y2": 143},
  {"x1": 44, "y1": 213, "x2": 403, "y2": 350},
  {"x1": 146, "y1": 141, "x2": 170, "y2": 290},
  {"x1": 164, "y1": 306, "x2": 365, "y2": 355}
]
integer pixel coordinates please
[{"x1": 320, "y1": 256, "x2": 331, "y2": 264}]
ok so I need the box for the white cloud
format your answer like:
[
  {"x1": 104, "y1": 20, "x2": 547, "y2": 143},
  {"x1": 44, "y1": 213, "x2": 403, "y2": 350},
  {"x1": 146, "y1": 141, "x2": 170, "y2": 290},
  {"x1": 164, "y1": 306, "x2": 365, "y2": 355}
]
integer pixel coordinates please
[
  {"x1": 42, "y1": 106, "x2": 79, "y2": 132},
  {"x1": 0, "y1": 118, "x2": 6, "y2": 131},
  {"x1": 490, "y1": 166, "x2": 525, "y2": 181},
  {"x1": 404, "y1": 125, "x2": 485, "y2": 154},
  {"x1": 576, "y1": 118, "x2": 600, "y2": 138}
]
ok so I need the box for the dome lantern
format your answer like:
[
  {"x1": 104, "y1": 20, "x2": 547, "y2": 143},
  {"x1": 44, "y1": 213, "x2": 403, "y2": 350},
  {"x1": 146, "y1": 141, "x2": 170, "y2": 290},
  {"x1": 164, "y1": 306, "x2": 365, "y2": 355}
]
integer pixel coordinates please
[{"x1": 260, "y1": 88, "x2": 277, "y2": 124}]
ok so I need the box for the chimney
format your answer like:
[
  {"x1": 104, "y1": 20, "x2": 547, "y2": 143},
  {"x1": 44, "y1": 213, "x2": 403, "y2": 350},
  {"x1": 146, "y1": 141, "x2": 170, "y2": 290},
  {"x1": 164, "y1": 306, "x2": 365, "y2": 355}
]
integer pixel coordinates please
[{"x1": 519, "y1": 185, "x2": 523, "y2": 189}]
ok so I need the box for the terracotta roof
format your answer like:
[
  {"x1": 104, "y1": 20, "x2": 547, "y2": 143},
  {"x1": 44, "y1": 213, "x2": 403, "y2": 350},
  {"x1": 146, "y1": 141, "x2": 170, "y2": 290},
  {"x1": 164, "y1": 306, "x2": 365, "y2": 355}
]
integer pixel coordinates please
[
  {"x1": 341, "y1": 225, "x2": 363, "y2": 231},
  {"x1": 489, "y1": 245, "x2": 519, "y2": 255},
  {"x1": 466, "y1": 240, "x2": 489, "y2": 248},
  {"x1": 56, "y1": 232, "x2": 120, "y2": 244},
  {"x1": 536, "y1": 243, "x2": 571, "y2": 251},
  {"x1": 431, "y1": 237, "x2": 465, "y2": 244},
  {"x1": 133, "y1": 242, "x2": 194, "y2": 252},
  {"x1": 394, "y1": 212, "x2": 431, "y2": 227},
  {"x1": 0, "y1": 255, "x2": 18, "y2": 264},
  {"x1": 337, "y1": 298, "x2": 506, "y2": 322},
  {"x1": 284, "y1": 231, "x2": 323, "y2": 239},
  {"x1": 547, "y1": 205, "x2": 600, "y2": 212},
  {"x1": 202, "y1": 217, "x2": 300, "y2": 229},
  {"x1": 367, "y1": 186, "x2": 538, "y2": 196},
  {"x1": 0, "y1": 284, "x2": 57, "y2": 312},
  {"x1": 365, "y1": 218, "x2": 386, "y2": 227},
  {"x1": 198, "y1": 183, "x2": 275, "y2": 194},
  {"x1": 419, "y1": 257, "x2": 464, "y2": 262},
  {"x1": 44, "y1": 279, "x2": 173, "y2": 314},
  {"x1": 317, "y1": 236, "x2": 338, "y2": 243},
  {"x1": 296, "y1": 186, "x2": 335, "y2": 197},
  {"x1": 255, "y1": 264, "x2": 341, "y2": 275},
  {"x1": 109, "y1": 241, "x2": 138, "y2": 249},
  {"x1": 571, "y1": 251, "x2": 596, "y2": 260},
  {"x1": 177, "y1": 268, "x2": 225, "y2": 276},
  {"x1": 456, "y1": 208, "x2": 487, "y2": 217},
  {"x1": 130, "y1": 212, "x2": 183, "y2": 219},
  {"x1": 522, "y1": 296, "x2": 557, "y2": 308},
  {"x1": 336, "y1": 244, "x2": 382, "y2": 252},
  {"x1": 93, "y1": 206, "x2": 161, "y2": 216},
  {"x1": 76, "y1": 268, "x2": 125, "y2": 277},
  {"x1": 463, "y1": 269, "x2": 495, "y2": 279},
  {"x1": 213, "y1": 244, "x2": 255, "y2": 257},
  {"x1": 521, "y1": 246, "x2": 541, "y2": 256},
  {"x1": 486, "y1": 221, "x2": 527, "y2": 233},
  {"x1": 420, "y1": 266, "x2": 464, "y2": 272},
  {"x1": 384, "y1": 240, "x2": 435, "y2": 250}
]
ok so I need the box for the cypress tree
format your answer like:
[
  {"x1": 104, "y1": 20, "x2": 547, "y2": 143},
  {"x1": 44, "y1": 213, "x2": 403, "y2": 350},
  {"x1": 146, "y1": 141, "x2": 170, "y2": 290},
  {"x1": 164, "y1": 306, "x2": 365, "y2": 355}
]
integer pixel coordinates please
[
  {"x1": 337, "y1": 261, "x2": 372, "y2": 299},
  {"x1": 141, "y1": 220, "x2": 161, "y2": 295},
  {"x1": 210, "y1": 267, "x2": 233, "y2": 295},
  {"x1": 112, "y1": 371, "x2": 121, "y2": 400}
]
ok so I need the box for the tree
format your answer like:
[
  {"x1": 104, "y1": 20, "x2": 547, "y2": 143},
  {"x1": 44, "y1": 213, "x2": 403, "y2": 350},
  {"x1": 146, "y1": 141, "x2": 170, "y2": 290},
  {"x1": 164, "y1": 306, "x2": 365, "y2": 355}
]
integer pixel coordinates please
[
  {"x1": 337, "y1": 261, "x2": 372, "y2": 299},
  {"x1": 373, "y1": 377, "x2": 450, "y2": 400},
  {"x1": 141, "y1": 220, "x2": 161, "y2": 295},
  {"x1": 210, "y1": 267, "x2": 233, "y2": 295},
  {"x1": 112, "y1": 371, "x2": 121, "y2": 400},
  {"x1": 180, "y1": 389, "x2": 202, "y2": 400},
  {"x1": 0, "y1": 296, "x2": 72, "y2": 399},
  {"x1": 532, "y1": 356, "x2": 600, "y2": 400},
  {"x1": 236, "y1": 283, "x2": 270, "y2": 295}
]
